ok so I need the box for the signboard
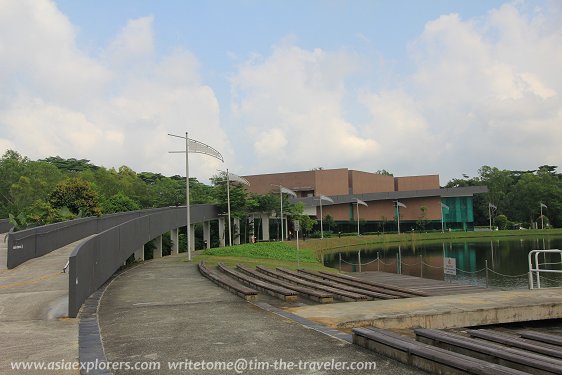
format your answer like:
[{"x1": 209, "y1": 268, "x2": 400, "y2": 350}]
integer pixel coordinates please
[
  {"x1": 294, "y1": 220, "x2": 300, "y2": 232},
  {"x1": 444, "y1": 257, "x2": 456, "y2": 275}
]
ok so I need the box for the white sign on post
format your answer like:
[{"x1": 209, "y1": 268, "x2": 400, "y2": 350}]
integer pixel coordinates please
[{"x1": 444, "y1": 257, "x2": 457, "y2": 275}]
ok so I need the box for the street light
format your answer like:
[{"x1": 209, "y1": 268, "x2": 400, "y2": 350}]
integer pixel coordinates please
[
  {"x1": 395, "y1": 200, "x2": 407, "y2": 234},
  {"x1": 441, "y1": 202, "x2": 449, "y2": 233},
  {"x1": 315, "y1": 194, "x2": 334, "y2": 239},
  {"x1": 217, "y1": 169, "x2": 250, "y2": 246},
  {"x1": 488, "y1": 203, "x2": 497, "y2": 230},
  {"x1": 271, "y1": 185, "x2": 297, "y2": 241},
  {"x1": 540, "y1": 202, "x2": 547, "y2": 229},
  {"x1": 168, "y1": 132, "x2": 223, "y2": 261},
  {"x1": 354, "y1": 198, "x2": 368, "y2": 236}
]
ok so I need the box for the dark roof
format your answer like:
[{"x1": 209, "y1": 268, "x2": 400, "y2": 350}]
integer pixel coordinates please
[{"x1": 293, "y1": 186, "x2": 488, "y2": 206}]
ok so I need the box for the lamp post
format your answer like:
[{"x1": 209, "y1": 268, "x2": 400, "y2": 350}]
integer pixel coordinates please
[
  {"x1": 271, "y1": 185, "x2": 297, "y2": 241},
  {"x1": 395, "y1": 200, "x2": 406, "y2": 234},
  {"x1": 488, "y1": 203, "x2": 497, "y2": 230},
  {"x1": 218, "y1": 169, "x2": 250, "y2": 246},
  {"x1": 168, "y1": 132, "x2": 223, "y2": 261},
  {"x1": 315, "y1": 194, "x2": 334, "y2": 239},
  {"x1": 354, "y1": 198, "x2": 368, "y2": 236},
  {"x1": 441, "y1": 202, "x2": 449, "y2": 232},
  {"x1": 540, "y1": 203, "x2": 547, "y2": 229}
]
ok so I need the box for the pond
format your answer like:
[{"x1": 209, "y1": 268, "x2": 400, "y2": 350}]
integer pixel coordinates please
[{"x1": 322, "y1": 235, "x2": 562, "y2": 289}]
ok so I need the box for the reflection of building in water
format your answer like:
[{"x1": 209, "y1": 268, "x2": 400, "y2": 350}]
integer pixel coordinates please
[{"x1": 244, "y1": 168, "x2": 487, "y2": 233}]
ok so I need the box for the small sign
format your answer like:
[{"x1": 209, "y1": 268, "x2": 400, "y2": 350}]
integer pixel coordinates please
[
  {"x1": 12, "y1": 244, "x2": 23, "y2": 250},
  {"x1": 294, "y1": 220, "x2": 300, "y2": 232},
  {"x1": 444, "y1": 257, "x2": 456, "y2": 275}
]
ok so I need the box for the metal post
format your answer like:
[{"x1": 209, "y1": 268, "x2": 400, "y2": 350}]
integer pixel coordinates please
[
  {"x1": 280, "y1": 189, "x2": 284, "y2": 242},
  {"x1": 339, "y1": 253, "x2": 342, "y2": 272},
  {"x1": 226, "y1": 168, "x2": 232, "y2": 247},
  {"x1": 356, "y1": 202, "x2": 360, "y2": 236},
  {"x1": 296, "y1": 228, "x2": 300, "y2": 268},
  {"x1": 358, "y1": 250, "x2": 361, "y2": 273},
  {"x1": 320, "y1": 198, "x2": 324, "y2": 239},
  {"x1": 485, "y1": 259, "x2": 489, "y2": 288},
  {"x1": 185, "y1": 132, "x2": 191, "y2": 261}
]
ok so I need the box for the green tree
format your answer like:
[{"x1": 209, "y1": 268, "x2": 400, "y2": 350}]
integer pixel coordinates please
[
  {"x1": 49, "y1": 178, "x2": 102, "y2": 217},
  {"x1": 416, "y1": 206, "x2": 429, "y2": 231},
  {"x1": 495, "y1": 214, "x2": 508, "y2": 230},
  {"x1": 101, "y1": 192, "x2": 140, "y2": 214},
  {"x1": 324, "y1": 214, "x2": 335, "y2": 231}
]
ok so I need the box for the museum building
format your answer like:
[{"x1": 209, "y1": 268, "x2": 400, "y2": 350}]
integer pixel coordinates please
[{"x1": 243, "y1": 168, "x2": 487, "y2": 234}]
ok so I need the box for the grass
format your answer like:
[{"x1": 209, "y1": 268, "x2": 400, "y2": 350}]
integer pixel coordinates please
[{"x1": 194, "y1": 242, "x2": 338, "y2": 272}]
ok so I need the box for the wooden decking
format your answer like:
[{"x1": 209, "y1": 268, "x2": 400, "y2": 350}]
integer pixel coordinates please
[{"x1": 352, "y1": 271, "x2": 490, "y2": 296}]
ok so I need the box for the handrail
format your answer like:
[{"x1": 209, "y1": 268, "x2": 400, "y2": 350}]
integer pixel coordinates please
[{"x1": 528, "y1": 249, "x2": 562, "y2": 289}]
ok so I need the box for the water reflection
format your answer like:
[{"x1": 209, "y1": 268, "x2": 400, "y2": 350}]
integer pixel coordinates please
[{"x1": 323, "y1": 236, "x2": 562, "y2": 289}]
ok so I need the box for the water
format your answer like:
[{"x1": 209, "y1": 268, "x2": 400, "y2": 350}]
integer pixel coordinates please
[{"x1": 323, "y1": 236, "x2": 562, "y2": 289}]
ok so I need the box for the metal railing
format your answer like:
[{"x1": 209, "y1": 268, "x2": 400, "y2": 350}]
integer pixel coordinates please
[{"x1": 528, "y1": 249, "x2": 562, "y2": 289}]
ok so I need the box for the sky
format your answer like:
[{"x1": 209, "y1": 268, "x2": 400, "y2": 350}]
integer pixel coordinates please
[{"x1": 1, "y1": 0, "x2": 561, "y2": 184}]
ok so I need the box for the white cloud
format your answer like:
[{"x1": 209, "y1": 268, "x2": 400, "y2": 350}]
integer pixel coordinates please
[
  {"x1": 0, "y1": 0, "x2": 227, "y2": 180},
  {"x1": 230, "y1": 42, "x2": 377, "y2": 173}
]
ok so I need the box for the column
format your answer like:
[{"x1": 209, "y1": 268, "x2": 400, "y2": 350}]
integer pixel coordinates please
[
  {"x1": 284, "y1": 216, "x2": 289, "y2": 240},
  {"x1": 233, "y1": 217, "x2": 241, "y2": 245},
  {"x1": 134, "y1": 245, "x2": 144, "y2": 262},
  {"x1": 261, "y1": 214, "x2": 270, "y2": 241},
  {"x1": 218, "y1": 218, "x2": 226, "y2": 247},
  {"x1": 203, "y1": 221, "x2": 211, "y2": 249},
  {"x1": 153, "y1": 235, "x2": 162, "y2": 258},
  {"x1": 170, "y1": 229, "x2": 179, "y2": 255},
  {"x1": 189, "y1": 225, "x2": 196, "y2": 251}
]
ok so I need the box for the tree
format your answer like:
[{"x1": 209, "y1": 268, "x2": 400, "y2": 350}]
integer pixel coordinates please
[
  {"x1": 101, "y1": 192, "x2": 140, "y2": 214},
  {"x1": 49, "y1": 178, "x2": 102, "y2": 217},
  {"x1": 416, "y1": 206, "x2": 429, "y2": 231},
  {"x1": 495, "y1": 214, "x2": 508, "y2": 230},
  {"x1": 324, "y1": 214, "x2": 335, "y2": 231}
]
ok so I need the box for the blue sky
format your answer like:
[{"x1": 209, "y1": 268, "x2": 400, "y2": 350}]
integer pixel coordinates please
[{"x1": 1, "y1": 0, "x2": 561, "y2": 184}]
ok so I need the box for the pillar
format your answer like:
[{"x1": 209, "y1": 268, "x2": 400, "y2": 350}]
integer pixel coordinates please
[
  {"x1": 261, "y1": 214, "x2": 270, "y2": 241},
  {"x1": 189, "y1": 225, "x2": 195, "y2": 251},
  {"x1": 233, "y1": 217, "x2": 241, "y2": 245},
  {"x1": 203, "y1": 221, "x2": 211, "y2": 249},
  {"x1": 218, "y1": 218, "x2": 226, "y2": 247},
  {"x1": 284, "y1": 216, "x2": 289, "y2": 240},
  {"x1": 134, "y1": 245, "x2": 144, "y2": 262},
  {"x1": 170, "y1": 228, "x2": 179, "y2": 255},
  {"x1": 153, "y1": 235, "x2": 162, "y2": 258}
]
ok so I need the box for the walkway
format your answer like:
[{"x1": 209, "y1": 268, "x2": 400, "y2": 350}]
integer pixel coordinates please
[
  {"x1": 98, "y1": 255, "x2": 421, "y2": 374},
  {"x1": 0, "y1": 237, "x2": 80, "y2": 374}
]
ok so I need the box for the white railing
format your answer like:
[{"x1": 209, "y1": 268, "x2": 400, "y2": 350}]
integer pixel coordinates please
[{"x1": 528, "y1": 249, "x2": 562, "y2": 289}]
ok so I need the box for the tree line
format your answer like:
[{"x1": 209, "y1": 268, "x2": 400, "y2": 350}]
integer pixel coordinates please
[
  {"x1": 446, "y1": 165, "x2": 562, "y2": 228},
  {"x1": 0, "y1": 150, "x2": 315, "y2": 236},
  {"x1": 2, "y1": 150, "x2": 560, "y2": 233}
]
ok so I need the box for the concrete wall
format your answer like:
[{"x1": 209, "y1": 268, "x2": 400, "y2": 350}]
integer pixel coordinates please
[
  {"x1": 0, "y1": 219, "x2": 12, "y2": 233},
  {"x1": 315, "y1": 169, "x2": 349, "y2": 196},
  {"x1": 394, "y1": 175, "x2": 440, "y2": 191},
  {"x1": 349, "y1": 170, "x2": 394, "y2": 194},
  {"x1": 397, "y1": 197, "x2": 442, "y2": 221},
  {"x1": 68, "y1": 204, "x2": 219, "y2": 317},
  {"x1": 244, "y1": 170, "x2": 316, "y2": 195}
]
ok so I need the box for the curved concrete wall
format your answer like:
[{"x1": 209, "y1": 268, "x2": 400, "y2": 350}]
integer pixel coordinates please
[
  {"x1": 0, "y1": 219, "x2": 12, "y2": 233},
  {"x1": 6, "y1": 208, "x2": 183, "y2": 269},
  {"x1": 68, "y1": 204, "x2": 218, "y2": 317}
]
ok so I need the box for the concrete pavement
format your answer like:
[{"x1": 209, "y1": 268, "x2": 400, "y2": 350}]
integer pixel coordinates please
[
  {"x1": 286, "y1": 288, "x2": 562, "y2": 329},
  {"x1": 98, "y1": 255, "x2": 422, "y2": 374},
  {"x1": 0, "y1": 237, "x2": 80, "y2": 374}
]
